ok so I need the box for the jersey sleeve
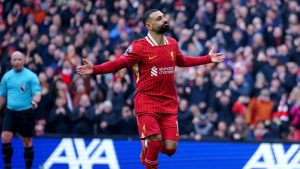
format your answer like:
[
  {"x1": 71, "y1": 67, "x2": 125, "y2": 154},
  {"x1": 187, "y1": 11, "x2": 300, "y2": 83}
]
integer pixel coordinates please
[
  {"x1": 119, "y1": 42, "x2": 142, "y2": 67},
  {"x1": 30, "y1": 73, "x2": 41, "y2": 95},
  {"x1": 0, "y1": 75, "x2": 7, "y2": 97},
  {"x1": 93, "y1": 42, "x2": 142, "y2": 74},
  {"x1": 175, "y1": 42, "x2": 212, "y2": 67}
]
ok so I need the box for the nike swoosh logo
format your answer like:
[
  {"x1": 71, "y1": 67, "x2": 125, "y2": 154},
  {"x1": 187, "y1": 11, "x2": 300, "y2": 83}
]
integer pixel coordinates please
[{"x1": 149, "y1": 56, "x2": 157, "y2": 60}]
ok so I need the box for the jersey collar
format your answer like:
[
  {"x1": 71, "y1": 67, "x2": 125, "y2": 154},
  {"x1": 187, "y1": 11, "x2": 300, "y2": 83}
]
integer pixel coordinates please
[{"x1": 145, "y1": 33, "x2": 169, "y2": 46}]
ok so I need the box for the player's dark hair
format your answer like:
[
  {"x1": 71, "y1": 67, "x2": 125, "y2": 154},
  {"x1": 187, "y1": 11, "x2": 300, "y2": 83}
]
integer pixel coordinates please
[{"x1": 142, "y1": 9, "x2": 159, "y2": 26}]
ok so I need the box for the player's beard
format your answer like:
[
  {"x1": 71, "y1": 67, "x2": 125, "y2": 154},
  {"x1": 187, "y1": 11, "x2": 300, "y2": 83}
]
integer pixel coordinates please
[{"x1": 157, "y1": 23, "x2": 169, "y2": 34}]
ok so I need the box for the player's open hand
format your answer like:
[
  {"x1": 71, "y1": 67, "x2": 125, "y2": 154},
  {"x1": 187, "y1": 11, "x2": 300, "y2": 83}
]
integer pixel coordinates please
[
  {"x1": 208, "y1": 46, "x2": 225, "y2": 63},
  {"x1": 77, "y1": 58, "x2": 94, "y2": 75}
]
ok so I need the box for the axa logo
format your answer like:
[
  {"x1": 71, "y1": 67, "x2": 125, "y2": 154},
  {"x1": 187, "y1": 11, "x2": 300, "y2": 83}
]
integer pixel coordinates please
[
  {"x1": 243, "y1": 143, "x2": 300, "y2": 169},
  {"x1": 151, "y1": 66, "x2": 158, "y2": 76},
  {"x1": 43, "y1": 138, "x2": 120, "y2": 169}
]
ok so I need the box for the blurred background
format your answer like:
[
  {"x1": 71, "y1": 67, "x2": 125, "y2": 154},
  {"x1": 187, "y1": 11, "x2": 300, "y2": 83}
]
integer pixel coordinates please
[{"x1": 0, "y1": 0, "x2": 300, "y2": 168}]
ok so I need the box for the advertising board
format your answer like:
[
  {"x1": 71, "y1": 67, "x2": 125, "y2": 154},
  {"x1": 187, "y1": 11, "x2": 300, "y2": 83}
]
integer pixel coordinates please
[{"x1": 0, "y1": 138, "x2": 299, "y2": 169}]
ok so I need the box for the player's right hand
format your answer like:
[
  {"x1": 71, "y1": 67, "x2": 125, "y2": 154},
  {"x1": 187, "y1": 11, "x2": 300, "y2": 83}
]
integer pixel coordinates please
[
  {"x1": 209, "y1": 46, "x2": 225, "y2": 63},
  {"x1": 76, "y1": 58, "x2": 93, "y2": 75}
]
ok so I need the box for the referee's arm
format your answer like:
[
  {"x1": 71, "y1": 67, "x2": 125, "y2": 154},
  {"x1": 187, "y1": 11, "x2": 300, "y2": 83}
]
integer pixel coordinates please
[
  {"x1": 31, "y1": 94, "x2": 41, "y2": 109},
  {"x1": 30, "y1": 73, "x2": 42, "y2": 109},
  {"x1": 0, "y1": 76, "x2": 7, "y2": 110}
]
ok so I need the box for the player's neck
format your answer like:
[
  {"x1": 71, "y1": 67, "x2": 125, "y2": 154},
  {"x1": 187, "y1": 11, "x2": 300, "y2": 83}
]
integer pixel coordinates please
[{"x1": 148, "y1": 32, "x2": 165, "y2": 45}]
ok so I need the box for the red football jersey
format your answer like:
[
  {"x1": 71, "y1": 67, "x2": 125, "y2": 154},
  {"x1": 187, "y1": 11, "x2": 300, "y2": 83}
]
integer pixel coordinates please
[{"x1": 93, "y1": 34, "x2": 212, "y2": 114}]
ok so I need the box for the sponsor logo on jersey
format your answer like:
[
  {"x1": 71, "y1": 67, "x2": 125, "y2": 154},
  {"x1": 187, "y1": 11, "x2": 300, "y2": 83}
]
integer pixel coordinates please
[
  {"x1": 151, "y1": 66, "x2": 158, "y2": 76},
  {"x1": 150, "y1": 66, "x2": 175, "y2": 76},
  {"x1": 159, "y1": 67, "x2": 175, "y2": 74}
]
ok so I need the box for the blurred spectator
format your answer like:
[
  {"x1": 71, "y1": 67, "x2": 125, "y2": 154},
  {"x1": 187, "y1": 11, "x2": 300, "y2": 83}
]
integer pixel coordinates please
[
  {"x1": 215, "y1": 90, "x2": 234, "y2": 125},
  {"x1": 229, "y1": 73, "x2": 251, "y2": 100},
  {"x1": 206, "y1": 107, "x2": 218, "y2": 128},
  {"x1": 179, "y1": 29, "x2": 203, "y2": 56},
  {"x1": 23, "y1": 0, "x2": 46, "y2": 25},
  {"x1": 55, "y1": 80, "x2": 73, "y2": 111},
  {"x1": 261, "y1": 55, "x2": 279, "y2": 82},
  {"x1": 251, "y1": 121, "x2": 270, "y2": 141},
  {"x1": 96, "y1": 100, "x2": 120, "y2": 134},
  {"x1": 228, "y1": 115, "x2": 248, "y2": 141},
  {"x1": 273, "y1": 63, "x2": 295, "y2": 92},
  {"x1": 208, "y1": 63, "x2": 231, "y2": 107},
  {"x1": 35, "y1": 119, "x2": 46, "y2": 136},
  {"x1": 189, "y1": 75, "x2": 209, "y2": 110},
  {"x1": 231, "y1": 95, "x2": 249, "y2": 119},
  {"x1": 110, "y1": 18, "x2": 132, "y2": 44},
  {"x1": 290, "y1": 99, "x2": 300, "y2": 141},
  {"x1": 110, "y1": 80, "x2": 126, "y2": 115},
  {"x1": 36, "y1": 71, "x2": 54, "y2": 134},
  {"x1": 213, "y1": 121, "x2": 229, "y2": 140},
  {"x1": 60, "y1": 0, "x2": 79, "y2": 29},
  {"x1": 193, "y1": 114, "x2": 214, "y2": 141},
  {"x1": 288, "y1": 86, "x2": 300, "y2": 105},
  {"x1": 246, "y1": 89, "x2": 274, "y2": 125},
  {"x1": 252, "y1": 72, "x2": 267, "y2": 97},
  {"x1": 72, "y1": 94, "x2": 95, "y2": 135},
  {"x1": 178, "y1": 99, "x2": 193, "y2": 136},
  {"x1": 269, "y1": 78, "x2": 285, "y2": 103},
  {"x1": 48, "y1": 97, "x2": 72, "y2": 134},
  {"x1": 72, "y1": 83, "x2": 86, "y2": 108},
  {"x1": 116, "y1": 105, "x2": 138, "y2": 135},
  {"x1": 60, "y1": 61, "x2": 74, "y2": 86},
  {"x1": 175, "y1": 73, "x2": 189, "y2": 99}
]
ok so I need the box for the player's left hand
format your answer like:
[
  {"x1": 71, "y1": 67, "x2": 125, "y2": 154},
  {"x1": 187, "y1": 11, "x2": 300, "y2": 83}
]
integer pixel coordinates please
[
  {"x1": 209, "y1": 46, "x2": 225, "y2": 63},
  {"x1": 31, "y1": 100, "x2": 38, "y2": 109}
]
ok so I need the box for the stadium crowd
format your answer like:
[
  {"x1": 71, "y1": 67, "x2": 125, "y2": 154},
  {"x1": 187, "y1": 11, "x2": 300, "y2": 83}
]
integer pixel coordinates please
[{"x1": 1, "y1": 0, "x2": 300, "y2": 142}]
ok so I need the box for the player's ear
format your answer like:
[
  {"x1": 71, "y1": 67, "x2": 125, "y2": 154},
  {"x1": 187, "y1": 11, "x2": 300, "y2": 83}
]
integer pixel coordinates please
[{"x1": 145, "y1": 23, "x2": 152, "y2": 30}]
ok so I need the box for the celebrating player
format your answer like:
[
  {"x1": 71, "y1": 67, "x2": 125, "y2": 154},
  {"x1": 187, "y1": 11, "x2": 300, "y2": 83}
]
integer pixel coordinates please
[{"x1": 77, "y1": 9, "x2": 224, "y2": 169}]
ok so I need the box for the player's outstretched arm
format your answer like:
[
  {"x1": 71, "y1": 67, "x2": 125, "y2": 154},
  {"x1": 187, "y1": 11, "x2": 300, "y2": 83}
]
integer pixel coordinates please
[
  {"x1": 176, "y1": 46, "x2": 225, "y2": 67},
  {"x1": 77, "y1": 58, "x2": 128, "y2": 75}
]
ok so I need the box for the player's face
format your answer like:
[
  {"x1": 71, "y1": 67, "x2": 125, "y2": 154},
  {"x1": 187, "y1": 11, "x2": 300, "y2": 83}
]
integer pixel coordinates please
[
  {"x1": 148, "y1": 11, "x2": 169, "y2": 34},
  {"x1": 11, "y1": 52, "x2": 25, "y2": 71}
]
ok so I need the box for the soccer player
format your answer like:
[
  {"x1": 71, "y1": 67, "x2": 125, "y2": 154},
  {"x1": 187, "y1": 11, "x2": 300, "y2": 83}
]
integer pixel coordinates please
[
  {"x1": 0, "y1": 51, "x2": 41, "y2": 169},
  {"x1": 77, "y1": 9, "x2": 224, "y2": 169}
]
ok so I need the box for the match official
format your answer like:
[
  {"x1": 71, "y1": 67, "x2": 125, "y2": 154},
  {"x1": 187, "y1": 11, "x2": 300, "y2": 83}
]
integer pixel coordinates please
[{"x1": 0, "y1": 51, "x2": 41, "y2": 169}]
